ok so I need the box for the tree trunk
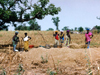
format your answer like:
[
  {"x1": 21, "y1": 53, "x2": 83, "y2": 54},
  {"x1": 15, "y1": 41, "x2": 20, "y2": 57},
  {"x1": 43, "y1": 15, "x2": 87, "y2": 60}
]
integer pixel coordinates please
[{"x1": 56, "y1": 25, "x2": 59, "y2": 30}]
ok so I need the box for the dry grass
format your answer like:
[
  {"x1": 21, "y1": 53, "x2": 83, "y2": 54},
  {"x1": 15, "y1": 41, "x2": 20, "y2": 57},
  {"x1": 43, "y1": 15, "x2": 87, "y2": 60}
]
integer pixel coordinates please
[
  {"x1": 0, "y1": 31, "x2": 100, "y2": 74},
  {"x1": 0, "y1": 31, "x2": 100, "y2": 48}
]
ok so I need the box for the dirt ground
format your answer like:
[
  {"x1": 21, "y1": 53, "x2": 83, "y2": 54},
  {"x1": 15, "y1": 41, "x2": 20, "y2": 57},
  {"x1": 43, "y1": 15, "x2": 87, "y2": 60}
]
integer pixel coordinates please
[
  {"x1": 0, "y1": 31, "x2": 100, "y2": 75},
  {"x1": 0, "y1": 47, "x2": 100, "y2": 75}
]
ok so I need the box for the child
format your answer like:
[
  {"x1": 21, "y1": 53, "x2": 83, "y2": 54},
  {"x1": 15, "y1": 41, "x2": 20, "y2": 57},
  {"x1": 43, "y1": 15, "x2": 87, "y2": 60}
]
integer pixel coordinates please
[
  {"x1": 59, "y1": 31, "x2": 64, "y2": 45},
  {"x1": 23, "y1": 33, "x2": 31, "y2": 51},
  {"x1": 53, "y1": 31, "x2": 59, "y2": 45},
  {"x1": 65, "y1": 30, "x2": 71, "y2": 47},
  {"x1": 12, "y1": 31, "x2": 19, "y2": 52},
  {"x1": 85, "y1": 29, "x2": 93, "y2": 49}
]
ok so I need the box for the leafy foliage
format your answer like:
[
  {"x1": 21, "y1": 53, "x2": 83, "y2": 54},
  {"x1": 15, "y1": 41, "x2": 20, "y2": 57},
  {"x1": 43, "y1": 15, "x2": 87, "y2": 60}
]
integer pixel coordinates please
[
  {"x1": 0, "y1": 0, "x2": 61, "y2": 30},
  {"x1": 47, "y1": 28, "x2": 54, "y2": 31},
  {"x1": 78, "y1": 27, "x2": 84, "y2": 32},
  {"x1": 15, "y1": 19, "x2": 41, "y2": 30},
  {"x1": 95, "y1": 25, "x2": 100, "y2": 33},
  {"x1": 95, "y1": 25, "x2": 100, "y2": 30},
  {"x1": 52, "y1": 17, "x2": 60, "y2": 30},
  {"x1": 0, "y1": 24, "x2": 9, "y2": 31},
  {"x1": 74, "y1": 27, "x2": 77, "y2": 31},
  {"x1": 62, "y1": 26, "x2": 69, "y2": 31},
  {"x1": 28, "y1": 19, "x2": 41, "y2": 30}
]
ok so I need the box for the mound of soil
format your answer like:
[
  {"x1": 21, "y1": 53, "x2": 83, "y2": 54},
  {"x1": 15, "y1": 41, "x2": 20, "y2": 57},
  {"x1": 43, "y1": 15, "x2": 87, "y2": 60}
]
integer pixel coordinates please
[{"x1": 0, "y1": 47, "x2": 100, "y2": 75}]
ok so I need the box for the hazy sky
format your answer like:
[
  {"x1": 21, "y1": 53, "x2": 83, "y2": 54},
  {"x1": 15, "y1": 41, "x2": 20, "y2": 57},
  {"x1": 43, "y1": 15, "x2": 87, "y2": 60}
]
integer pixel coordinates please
[{"x1": 9, "y1": 0, "x2": 100, "y2": 31}]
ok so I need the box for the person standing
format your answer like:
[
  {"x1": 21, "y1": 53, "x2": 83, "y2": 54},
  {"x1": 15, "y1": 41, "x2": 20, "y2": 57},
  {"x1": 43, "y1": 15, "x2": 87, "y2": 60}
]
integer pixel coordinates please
[
  {"x1": 12, "y1": 31, "x2": 19, "y2": 52},
  {"x1": 23, "y1": 33, "x2": 31, "y2": 52},
  {"x1": 53, "y1": 31, "x2": 59, "y2": 45},
  {"x1": 59, "y1": 31, "x2": 64, "y2": 45},
  {"x1": 85, "y1": 29, "x2": 93, "y2": 49},
  {"x1": 65, "y1": 30, "x2": 71, "y2": 47}
]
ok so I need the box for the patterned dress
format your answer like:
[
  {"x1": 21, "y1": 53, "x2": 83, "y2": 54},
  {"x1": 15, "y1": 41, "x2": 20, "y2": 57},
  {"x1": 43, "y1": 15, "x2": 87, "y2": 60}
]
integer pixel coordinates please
[{"x1": 65, "y1": 35, "x2": 70, "y2": 47}]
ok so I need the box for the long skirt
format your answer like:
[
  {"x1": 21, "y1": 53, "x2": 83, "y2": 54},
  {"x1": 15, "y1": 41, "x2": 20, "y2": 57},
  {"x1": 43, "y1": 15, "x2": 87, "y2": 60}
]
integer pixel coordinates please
[
  {"x1": 24, "y1": 41, "x2": 29, "y2": 51},
  {"x1": 65, "y1": 39, "x2": 69, "y2": 47}
]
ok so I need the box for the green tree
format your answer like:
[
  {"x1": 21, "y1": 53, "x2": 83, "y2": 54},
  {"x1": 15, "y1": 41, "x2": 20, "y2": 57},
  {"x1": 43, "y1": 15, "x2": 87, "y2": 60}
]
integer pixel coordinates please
[
  {"x1": 0, "y1": 24, "x2": 9, "y2": 31},
  {"x1": 28, "y1": 19, "x2": 41, "y2": 30},
  {"x1": 52, "y1": 17, "x2": 60, "y2": 30},
  {"x1": 47, "y1": 28, "x2": 54, "y2": 31},
  {"x1": 0, "y1": 0, "x2": 61, "y2": 30},
  {"x1": 74, "y1": 27, "x2": 77, "y2": 31},
  {"x1": 78, "y1": 27, "x2": 84, "y2": 32},
  {"x1": 15, "y1": 19, "x2": 41, "y2": 30},
  {"x1": 95, "y1": 25, "x2": 100, "y2": 30},
  {"x1": 95, "y1": 25, "x2": 100, "y2": 33},
  {"x1": 62, "y1": 26, "x2": 69, "y2": 31},
  {"x1": 15, "y1": 24, "x2": 29, "y2": 30},
  {"x1": 70, "y1": 28, "x2": 73, "y2": 31}
]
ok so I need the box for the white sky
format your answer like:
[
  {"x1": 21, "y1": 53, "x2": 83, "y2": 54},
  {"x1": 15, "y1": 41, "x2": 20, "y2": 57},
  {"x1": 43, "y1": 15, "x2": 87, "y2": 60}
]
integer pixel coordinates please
[{"x1": 9, "y1": 0, "x2": 100, "y2": 31}]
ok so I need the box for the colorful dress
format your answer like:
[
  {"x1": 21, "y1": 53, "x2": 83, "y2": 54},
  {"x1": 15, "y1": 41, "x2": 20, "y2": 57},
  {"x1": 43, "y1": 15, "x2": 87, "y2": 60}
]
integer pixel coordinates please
[
  {"x1": 53, "y1": 34, "x2": 59, "y2": 45},
  {"x1": 85, "y1": 32, "x2": 92, "y2": 48},
  {"x1": 65, "y1": 35, "x2": 70, "y2": 47},
  {"x1": 60, "y1": 34, "x2": 64, "y2": 43},
  {"x1": 24, "y1": 36, "x2": 29, "y2": 51},
  {"x1": 85, "y1": 32, "x2": 92, "y2": 42}
]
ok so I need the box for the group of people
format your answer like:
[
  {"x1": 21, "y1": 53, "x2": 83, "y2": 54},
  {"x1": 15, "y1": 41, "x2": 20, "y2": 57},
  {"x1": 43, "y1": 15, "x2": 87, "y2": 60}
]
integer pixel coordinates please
[
  {"x1": 53, "y1": 29, "x2": 93, "y2": 49},
  {"x1": 12, "y1": 31, "x2": 31, "y2": 52},
  {"x1": 53, "y1": 30, "x2": 71, "y2": 47},
  {"x1": 12, "y1": 28, "x2": 93, "y2": 52}
]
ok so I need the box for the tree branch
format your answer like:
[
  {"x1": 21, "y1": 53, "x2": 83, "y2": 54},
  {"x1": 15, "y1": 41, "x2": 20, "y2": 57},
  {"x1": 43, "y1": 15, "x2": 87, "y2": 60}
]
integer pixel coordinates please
[
  {"x1": 0, "y1": 3, "x2": 5, "y2": 9},
  {"x1": 97, "y1": 17, "x2": 100, "y2": 20},
  {"x1": 8, "y1": 0, "x2": 17, "y2": 10},
  {"x1": 16, "y1": 12, "x2": 40, "y2": 22},
  {"x1": 19, "y1": 7, "x2": 31, "y2": 20}
]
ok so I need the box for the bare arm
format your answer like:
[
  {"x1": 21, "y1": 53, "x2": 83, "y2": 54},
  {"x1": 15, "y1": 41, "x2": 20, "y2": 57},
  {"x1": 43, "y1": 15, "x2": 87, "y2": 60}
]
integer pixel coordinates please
[
  {"x1": 90, "y1": 34, "x2": 93, "y2": 39},
  {"x1": 28, "y1": 36, "x2": 31, "y2": 40}
]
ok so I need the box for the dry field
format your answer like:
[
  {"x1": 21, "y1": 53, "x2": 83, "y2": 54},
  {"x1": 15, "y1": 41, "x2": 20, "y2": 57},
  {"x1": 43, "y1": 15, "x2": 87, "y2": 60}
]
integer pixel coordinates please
[
  {"x1": 0, "y1": 31, "x2": 100, "y2": 75},
  {"x1": 0, "y1": 31, "x2": 100, "y2": 48}
]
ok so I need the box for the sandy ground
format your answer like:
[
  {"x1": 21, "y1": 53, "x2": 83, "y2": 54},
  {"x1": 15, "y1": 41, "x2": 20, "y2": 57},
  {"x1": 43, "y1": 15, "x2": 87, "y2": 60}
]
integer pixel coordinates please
[{"x1": 0, "y1": 47, "x2": 100, "y2": 75}]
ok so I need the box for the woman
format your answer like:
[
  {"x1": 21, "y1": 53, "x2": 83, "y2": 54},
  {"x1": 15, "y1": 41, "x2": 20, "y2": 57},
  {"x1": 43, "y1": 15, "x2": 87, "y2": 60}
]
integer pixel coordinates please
[
  {"x1": 59, "y1": 31, "x2": 64, "y2": 45},
  {"x1": 23, "y1": 33, "x2": 31, "y2": 51},
  {"x1": 85, "y1": 29, "x2": 93, "y2": 49},
  {"x1": 65, "y1": 30, "x2": 71, "y2": 47},
  {"x1": 53, "y1": 31, "x2": 59, "y2": 45}
]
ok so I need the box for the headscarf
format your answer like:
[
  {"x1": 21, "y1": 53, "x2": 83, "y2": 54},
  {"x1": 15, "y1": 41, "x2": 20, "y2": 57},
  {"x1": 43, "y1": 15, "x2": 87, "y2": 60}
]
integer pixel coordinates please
[{"x1": 15, "y1": 31, "x2": 19, "y2": 34}]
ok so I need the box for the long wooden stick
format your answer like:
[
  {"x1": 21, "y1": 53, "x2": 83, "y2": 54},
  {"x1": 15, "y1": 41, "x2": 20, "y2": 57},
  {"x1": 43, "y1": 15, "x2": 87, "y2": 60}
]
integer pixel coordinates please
[
  {"x1": 37, "y1": 31, "x2": 47, "y2": 44},
  {"x1": 88, "y1": 48, "x2": 94, "y2": 75}
]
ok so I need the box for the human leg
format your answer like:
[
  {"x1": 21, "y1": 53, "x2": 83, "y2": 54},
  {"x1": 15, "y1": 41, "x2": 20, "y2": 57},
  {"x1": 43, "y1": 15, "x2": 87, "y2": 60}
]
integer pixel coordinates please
[{"x1": 13, "y1": 45, "x2": 16, "y2": 51}]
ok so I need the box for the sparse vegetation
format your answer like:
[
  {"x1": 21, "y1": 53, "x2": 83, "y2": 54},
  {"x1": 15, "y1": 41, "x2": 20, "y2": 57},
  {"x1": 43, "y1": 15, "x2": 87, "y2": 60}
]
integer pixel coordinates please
[
  {"x1": 46, "y1": 68, "x2": 57, "y2": 75},
  {"x1": 41, "y1": 54, "x2": 48, "y2": 64},
  {"x1": 14, "y1": 64, "x2": 25, "y2": 75},
  {"x1": 1, "y1": 68, "x2": 6, "y2": 75}
]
